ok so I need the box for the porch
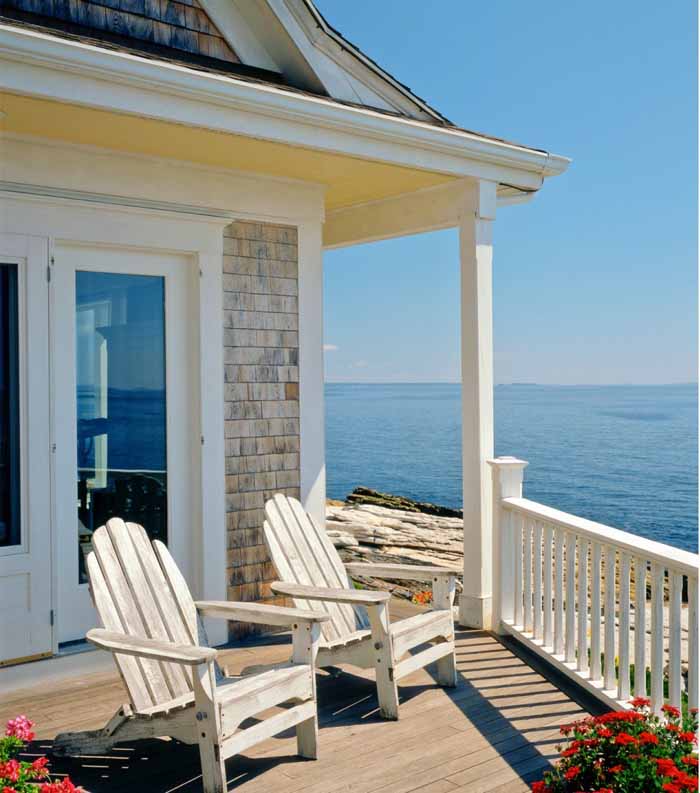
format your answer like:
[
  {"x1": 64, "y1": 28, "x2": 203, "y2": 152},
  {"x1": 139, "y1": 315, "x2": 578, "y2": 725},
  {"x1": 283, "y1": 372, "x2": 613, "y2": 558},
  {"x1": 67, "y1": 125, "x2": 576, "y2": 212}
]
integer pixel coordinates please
[{"x1": 0, "y1": 599, "x2": 596, "y2": 793}]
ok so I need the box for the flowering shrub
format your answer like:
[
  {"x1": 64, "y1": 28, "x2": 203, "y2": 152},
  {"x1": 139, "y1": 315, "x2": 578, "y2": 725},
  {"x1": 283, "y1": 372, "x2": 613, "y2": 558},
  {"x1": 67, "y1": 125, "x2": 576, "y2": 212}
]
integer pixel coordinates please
[
  {"x1": 412, "y1": 590, "x2": 432, "y2": 606},
  {"x1": 531, "y1": 699, "x2": 698, "y2": 793},
  {"x1": 0, "y1": 716, "x2": 82, "y2": 793}
]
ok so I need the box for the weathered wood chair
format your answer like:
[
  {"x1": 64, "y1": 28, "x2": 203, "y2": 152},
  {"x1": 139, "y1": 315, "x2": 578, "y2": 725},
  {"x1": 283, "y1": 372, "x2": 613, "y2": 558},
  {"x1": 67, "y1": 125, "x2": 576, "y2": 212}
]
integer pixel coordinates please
[
  {"x1": 54, "y1": 518, "x2": 329, "y2": 793},
  {"x1": 263, "y1": 494, "x2": 459, "y2": 720}
]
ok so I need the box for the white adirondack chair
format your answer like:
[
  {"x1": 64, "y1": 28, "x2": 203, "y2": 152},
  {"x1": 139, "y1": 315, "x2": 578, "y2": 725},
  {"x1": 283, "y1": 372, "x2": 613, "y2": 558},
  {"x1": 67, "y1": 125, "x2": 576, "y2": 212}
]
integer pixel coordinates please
[
  {"x1": 263, "y1": 494, "x2": 459, "y2": 720},
  {"x1": 53, "y1": 518, "x2": 329, "y2": 793}
]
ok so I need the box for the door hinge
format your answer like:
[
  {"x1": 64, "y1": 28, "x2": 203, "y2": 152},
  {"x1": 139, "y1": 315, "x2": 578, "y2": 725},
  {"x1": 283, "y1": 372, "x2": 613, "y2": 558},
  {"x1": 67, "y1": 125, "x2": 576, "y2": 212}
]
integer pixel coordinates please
[
  {"x1": 51, "y1": 443, "x2": 56, "y2": 453},
  {"x1": 49, "y1": 609, "x2": 55, "y2": 627}
]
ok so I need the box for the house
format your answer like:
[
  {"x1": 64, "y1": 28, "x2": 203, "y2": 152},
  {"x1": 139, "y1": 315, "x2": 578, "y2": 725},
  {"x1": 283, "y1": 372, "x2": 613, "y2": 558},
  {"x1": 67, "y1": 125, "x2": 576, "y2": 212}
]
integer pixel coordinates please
[{"x1": 0, "y1": 0, "x2": 573, "y2": 664}]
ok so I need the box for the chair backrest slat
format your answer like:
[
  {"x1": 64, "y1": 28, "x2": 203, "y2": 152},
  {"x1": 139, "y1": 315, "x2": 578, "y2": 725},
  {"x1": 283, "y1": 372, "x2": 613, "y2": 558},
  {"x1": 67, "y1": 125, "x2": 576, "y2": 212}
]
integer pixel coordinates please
[
  {"x1": 87, "y1": 519, "x2": 200, "y2": 711},
  {"x1": 87, "y1": 553, "x2": 153, "y2": 711},
  {"x1": 264, "y1": 495, "x2": 368, "y2": 641},
  {"x1": 105, "y1": 519, "x2": 191, "y2": 698},
  {"x1": 91, "y1": 524, "x2": 174, "y2": 705}
]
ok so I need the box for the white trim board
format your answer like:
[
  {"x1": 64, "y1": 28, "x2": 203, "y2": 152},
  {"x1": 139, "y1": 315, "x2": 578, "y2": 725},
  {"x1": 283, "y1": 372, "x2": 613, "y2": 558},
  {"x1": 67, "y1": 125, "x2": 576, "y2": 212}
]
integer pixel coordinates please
[
  {"x1": 0, "y1": 24, "x2": 570, "y2": 192},
  {"x1": 0, "y1": 135, "x2": 326, "y2": 225}
]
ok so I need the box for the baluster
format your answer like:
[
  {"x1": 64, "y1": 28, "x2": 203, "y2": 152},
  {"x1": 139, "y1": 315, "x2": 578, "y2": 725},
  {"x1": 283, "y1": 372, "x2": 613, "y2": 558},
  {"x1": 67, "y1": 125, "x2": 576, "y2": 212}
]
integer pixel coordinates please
[
  {"x1": 590, "y1": 543, "x2": 602, "y2": 681},
  {"x1": 650, "y1": 563, "x2": 665, "y2": 714},
  {"x1": 688, "y1": 576, "x2": 699, "y2": 712},
  {"x1": 543, "y1": 524, "x2": 553, "y2": 649},
  {"x1": 565, "y1": 533, "x2": 576, "y2": 664},
  {"x1": 603, "y1": 546, "x2": 616, "y2": 691},
  {"x1": 524, "y1": 520, "x2": 533, "y2": 633},
  {"x1": 514, "y1": 514, "x2": 524, "y2": 628},
  {"x1": 533, "y1": 522, "x2": 543, "y2": 640},
  {"x1": 577, "y1": 538, "x2": 589, "y2": 674},
  {"x1": 554, "y1": 530, "x2": 564, "y2": 655},
  {"x1": 634, "y1": 557, "x2": 647, "y2": 697},
  {"x1": 618, "y1": 553, "x2": 631, "y2": 701},
  {"x1": 668, "y1": 571, "x2": 682, "y2": 709}
]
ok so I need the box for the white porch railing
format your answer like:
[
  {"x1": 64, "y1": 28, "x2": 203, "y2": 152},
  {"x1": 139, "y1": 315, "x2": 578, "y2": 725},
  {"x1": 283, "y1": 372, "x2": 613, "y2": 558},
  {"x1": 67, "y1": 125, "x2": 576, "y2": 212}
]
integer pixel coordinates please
[{"x1": 489, "y1": 457, "x2": 699, "y2": 715}]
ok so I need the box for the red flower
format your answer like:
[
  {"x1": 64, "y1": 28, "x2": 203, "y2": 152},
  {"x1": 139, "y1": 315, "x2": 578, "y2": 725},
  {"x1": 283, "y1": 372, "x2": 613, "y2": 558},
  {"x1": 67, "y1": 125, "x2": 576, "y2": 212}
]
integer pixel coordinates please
[
  {"x1": 3, "y1": 787, "x2": 18, "y2": 793},
  {"x1": 530, "y1": 782, "x2": 548, "y2": 793},
  {"x1": 679, "y1": 732, "x2": 697, "y2": 743},
  {"x1": 597, "y1": 728, "x2": 613, "y2": 738},
  {"x1": 630, "y1": 696, "x2": 651, "y2": 708},
  {"x1": 667, "y1": 724, "x2": 681, "y2": 734},
  {"x1": 681, "y1": 755, "x2": 699, "y2": 767},
  {"x1": 656, "y1": 758, "x2": 679, "y2": 776},
  {"x1": 662, "y1": 705, "x2": 681, "y2": 718},
  {"x1": 0, "y1": 760, "x2": 20, "y2": 782},
  {"x1": 564, "y1": 766, "x2": 581, "y2": 780},
  {"x1": 5, "y1": 715, "x2": 35, "y2": 742},
  {"x1": 615, "y1": 732, "x2": 637, "y2": 746},
  {"x1": 32, "y1": 756, "x2": 50, "y2": 776},
  {"x1": 639, "y1": 731, "x2": 660, "y2": 744},
  {"x1": 662, "y1": 784, "x2": 681, "y2": 793},
  {"x1": 609, "y1": 765, "x2": 623, "y2": 773},
  {"x1": 561, "y1": 747, "x2": 578, "y2": 757}
]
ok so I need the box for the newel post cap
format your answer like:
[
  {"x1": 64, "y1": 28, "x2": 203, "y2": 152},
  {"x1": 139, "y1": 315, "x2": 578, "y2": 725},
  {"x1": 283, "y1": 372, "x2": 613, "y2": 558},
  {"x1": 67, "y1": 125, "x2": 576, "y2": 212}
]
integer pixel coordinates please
[{"x1": 487, "y1": 456, "x2": 528, "y2": 470}]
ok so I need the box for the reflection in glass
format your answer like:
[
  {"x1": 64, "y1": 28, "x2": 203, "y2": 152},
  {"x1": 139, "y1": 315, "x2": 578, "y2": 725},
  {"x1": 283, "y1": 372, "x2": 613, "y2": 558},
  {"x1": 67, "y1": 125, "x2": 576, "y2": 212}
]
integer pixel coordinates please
[
  {"x1": 76, "y1": 271, "x2": 167, "y2": 582},
  {"x1": 0, "y1": 264, "x2": 20, "y2": 548}
]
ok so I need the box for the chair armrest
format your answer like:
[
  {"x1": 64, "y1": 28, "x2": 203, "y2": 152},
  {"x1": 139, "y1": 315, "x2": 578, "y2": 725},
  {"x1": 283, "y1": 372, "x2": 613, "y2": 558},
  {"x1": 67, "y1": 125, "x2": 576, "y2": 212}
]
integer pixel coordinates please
[
  {"x1": 87, "y1": 629, "x2": 217, "y2": 667},
  {"x1": 345, "y1": 562, "x2": 461, "y2": 582},
  {"x1": 195, "y1": 600, "x2": 330, "y2": 627},
  {"x1": 270, "y1": 581, "x2": 390, "y2": 606}
]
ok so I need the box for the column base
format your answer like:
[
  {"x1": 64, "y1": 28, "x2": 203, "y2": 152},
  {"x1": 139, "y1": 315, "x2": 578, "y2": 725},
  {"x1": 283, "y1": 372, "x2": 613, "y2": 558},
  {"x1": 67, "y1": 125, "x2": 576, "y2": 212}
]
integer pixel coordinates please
[{"x1": 458, "y1": 594, "x2": 492, "y2": 630}]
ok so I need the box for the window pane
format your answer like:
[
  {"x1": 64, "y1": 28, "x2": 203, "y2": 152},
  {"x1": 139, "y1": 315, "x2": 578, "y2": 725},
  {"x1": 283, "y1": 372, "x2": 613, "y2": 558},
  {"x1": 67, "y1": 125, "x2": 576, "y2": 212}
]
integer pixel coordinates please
[
  {"x1": 76, "y1": 271, "x2": 167, "y2": 582},
  {"x1": 0, "y1": 264, "x2": 20, "y2": 548}
]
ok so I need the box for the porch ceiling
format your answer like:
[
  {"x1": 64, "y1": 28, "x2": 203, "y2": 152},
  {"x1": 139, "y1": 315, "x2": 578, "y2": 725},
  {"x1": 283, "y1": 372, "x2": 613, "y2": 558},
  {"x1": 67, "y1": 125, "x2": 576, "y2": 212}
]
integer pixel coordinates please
[{"x1": 0, "y1": 92, "x2": 456, "y2": 212}]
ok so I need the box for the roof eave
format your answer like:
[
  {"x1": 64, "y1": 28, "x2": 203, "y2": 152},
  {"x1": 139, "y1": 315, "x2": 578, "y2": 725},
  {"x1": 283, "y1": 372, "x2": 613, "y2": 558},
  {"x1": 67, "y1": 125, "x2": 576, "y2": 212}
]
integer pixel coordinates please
[{"x1": 0, "y1": 23, "x2": 571, "y2": 193}]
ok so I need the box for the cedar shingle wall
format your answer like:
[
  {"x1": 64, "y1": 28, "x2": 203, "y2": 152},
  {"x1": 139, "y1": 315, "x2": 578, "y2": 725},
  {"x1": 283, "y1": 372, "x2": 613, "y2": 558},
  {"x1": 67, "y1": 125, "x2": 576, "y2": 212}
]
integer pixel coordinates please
[
  {"x1": 3, "y1": 0, "x2": 239, "y2": 63},
  {"x1": 223, "y1": 221, "x2": 300, "y2": 638}
]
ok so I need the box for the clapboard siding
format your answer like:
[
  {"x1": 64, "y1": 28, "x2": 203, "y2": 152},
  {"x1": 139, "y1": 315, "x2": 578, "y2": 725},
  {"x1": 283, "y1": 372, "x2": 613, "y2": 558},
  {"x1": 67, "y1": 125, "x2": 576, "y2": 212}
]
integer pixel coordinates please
[
  {"x1": 2, "y1": 0, "x2": 239, "y2": 63},
  {"x1": 223, "y1": 221, "x2": 300, "y2": 639}
]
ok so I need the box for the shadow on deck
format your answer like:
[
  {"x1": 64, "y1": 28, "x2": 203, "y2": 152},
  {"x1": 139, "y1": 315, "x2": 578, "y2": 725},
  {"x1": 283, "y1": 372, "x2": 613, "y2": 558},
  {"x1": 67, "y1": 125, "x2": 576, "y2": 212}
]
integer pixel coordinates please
[{"x1": 1, "y1": 601, "x2": 603, "y2": 793}]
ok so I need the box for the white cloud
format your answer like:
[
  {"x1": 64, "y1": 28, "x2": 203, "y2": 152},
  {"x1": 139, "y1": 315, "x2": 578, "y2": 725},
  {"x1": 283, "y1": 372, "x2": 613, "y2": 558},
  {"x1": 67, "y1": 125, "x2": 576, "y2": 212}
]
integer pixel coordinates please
[{"x1": 323, "y1": 344, "x2": 339, "y2": 352}]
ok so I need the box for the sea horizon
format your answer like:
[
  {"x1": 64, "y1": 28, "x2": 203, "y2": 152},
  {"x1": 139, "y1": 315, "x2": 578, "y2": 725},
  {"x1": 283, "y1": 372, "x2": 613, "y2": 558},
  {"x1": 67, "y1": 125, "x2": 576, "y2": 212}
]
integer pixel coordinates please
[{"x1": 325, "y1": 382, "x2": 698, "y2": 553}]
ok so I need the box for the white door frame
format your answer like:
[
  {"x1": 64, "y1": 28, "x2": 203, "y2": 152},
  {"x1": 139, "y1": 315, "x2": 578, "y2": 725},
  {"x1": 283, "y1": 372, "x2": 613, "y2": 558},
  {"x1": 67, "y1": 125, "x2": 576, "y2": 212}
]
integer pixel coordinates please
[
  {"x1": 52, "y1": 242, "x2": 199, "y2": 643},
  {"x1": 0, "y1": 232, "x2": 53, "y2": 665},
  {"x1": 0, "y1": 195, "x2": 229, "y2": 650}
]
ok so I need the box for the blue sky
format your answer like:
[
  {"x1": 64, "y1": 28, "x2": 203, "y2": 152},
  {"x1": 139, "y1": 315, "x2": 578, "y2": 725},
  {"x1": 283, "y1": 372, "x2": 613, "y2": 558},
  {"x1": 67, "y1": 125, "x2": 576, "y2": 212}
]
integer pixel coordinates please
[{"x1": 318, "y1": 0, "x2": 697, "y2": 385}]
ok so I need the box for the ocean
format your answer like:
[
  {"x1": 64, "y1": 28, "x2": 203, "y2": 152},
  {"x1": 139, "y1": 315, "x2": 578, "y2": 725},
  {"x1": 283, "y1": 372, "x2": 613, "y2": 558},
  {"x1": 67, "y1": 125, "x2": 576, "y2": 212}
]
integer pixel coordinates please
[{"x1": 325, "y1": 383, "x2": 698, "y2": 553}]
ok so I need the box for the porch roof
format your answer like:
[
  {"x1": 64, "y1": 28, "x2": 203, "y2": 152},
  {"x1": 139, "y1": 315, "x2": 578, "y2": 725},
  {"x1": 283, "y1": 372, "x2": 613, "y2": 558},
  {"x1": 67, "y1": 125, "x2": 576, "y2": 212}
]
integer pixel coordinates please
[{"x1": 0, "y1": 21, "x2": 570, "y2": 216}]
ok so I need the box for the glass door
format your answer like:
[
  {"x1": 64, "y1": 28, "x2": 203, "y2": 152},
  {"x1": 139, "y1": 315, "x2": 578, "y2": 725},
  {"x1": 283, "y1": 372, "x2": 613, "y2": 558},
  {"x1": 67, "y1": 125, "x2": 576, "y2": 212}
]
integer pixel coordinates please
[
  {"x1": 0, "y1": 235, "x2": 52, "y2": 666},
  {"x1": 53, "y1": 244, "x2": 196, "y2": 644}
]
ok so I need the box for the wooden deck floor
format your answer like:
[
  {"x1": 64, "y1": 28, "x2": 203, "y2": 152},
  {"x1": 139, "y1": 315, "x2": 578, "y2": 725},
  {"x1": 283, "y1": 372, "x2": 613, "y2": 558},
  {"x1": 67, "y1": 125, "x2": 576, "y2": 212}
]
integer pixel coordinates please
[{"x1": 1, "y1": 602, "x2": 596, "y2": 793}]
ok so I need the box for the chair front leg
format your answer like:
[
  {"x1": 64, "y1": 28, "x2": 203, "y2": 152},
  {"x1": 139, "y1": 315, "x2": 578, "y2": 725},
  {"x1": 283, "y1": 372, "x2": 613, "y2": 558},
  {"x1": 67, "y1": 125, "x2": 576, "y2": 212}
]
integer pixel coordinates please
[
  {"x1": 193, "y1": 660, "x2": 226, "y2": 793},
  {"x1": 367, "y1": 601, "x2": 400, "y2": 720},
  {"x1": 291, "y1": 620, "x2": 322, "y2": 759},
  {"x1": 431, "y1": 575, "x2": 458, "y2": 687}
]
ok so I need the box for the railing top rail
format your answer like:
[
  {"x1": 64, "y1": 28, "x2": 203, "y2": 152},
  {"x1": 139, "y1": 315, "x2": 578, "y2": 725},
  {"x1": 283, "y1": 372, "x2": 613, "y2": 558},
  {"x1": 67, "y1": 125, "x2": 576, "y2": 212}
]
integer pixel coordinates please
[{"x1": 502, "y1": 497, "x2": 699, "y2": 578}]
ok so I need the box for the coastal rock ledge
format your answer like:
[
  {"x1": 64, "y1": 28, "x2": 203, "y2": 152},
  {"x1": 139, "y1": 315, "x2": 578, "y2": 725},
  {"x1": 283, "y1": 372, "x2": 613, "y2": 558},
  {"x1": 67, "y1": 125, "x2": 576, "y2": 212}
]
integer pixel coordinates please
[{"x1": 326, "y1": 494, "x2": 463, "y2": 599}]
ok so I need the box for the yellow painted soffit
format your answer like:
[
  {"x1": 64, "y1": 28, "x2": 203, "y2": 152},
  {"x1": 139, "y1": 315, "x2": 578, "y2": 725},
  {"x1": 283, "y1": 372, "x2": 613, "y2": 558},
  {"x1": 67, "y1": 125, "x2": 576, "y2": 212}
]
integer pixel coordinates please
[{"x1": 0, "y1": 93, "x2": 455, "y2": 211}]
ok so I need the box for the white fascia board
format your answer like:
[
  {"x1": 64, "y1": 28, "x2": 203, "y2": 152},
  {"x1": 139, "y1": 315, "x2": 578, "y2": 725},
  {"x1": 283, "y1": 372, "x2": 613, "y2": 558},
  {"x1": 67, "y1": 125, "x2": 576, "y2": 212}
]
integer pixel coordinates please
[{"x1": 0, "y1": 25, "x2": 571, "y2": 191}]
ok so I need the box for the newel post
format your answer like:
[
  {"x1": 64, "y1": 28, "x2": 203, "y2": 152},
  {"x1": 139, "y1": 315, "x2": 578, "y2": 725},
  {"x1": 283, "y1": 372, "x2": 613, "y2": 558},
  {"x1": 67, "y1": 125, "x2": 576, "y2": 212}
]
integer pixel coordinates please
[{"x1": 487, "y1": 457, "x2": 528, "y2": 634}]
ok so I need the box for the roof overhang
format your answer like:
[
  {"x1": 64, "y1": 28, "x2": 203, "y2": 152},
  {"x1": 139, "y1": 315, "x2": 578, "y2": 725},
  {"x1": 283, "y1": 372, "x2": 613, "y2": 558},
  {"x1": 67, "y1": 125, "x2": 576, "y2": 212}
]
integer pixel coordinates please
[{"x1": 0, "y1": 23, "x2": 570, "y2": 212}]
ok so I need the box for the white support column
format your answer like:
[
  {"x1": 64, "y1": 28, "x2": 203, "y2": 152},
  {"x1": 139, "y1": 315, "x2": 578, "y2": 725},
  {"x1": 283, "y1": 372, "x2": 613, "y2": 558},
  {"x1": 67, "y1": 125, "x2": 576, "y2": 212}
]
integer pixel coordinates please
[
  {"x1": 459, "y1": 180, "x2": 498, "y2": 629},
  {"x1": 487, "y1": 457, "x2": 528, "y2": 634},
  {"x1": 297, "y1": 219, "x2": 327, "y2": 528}
]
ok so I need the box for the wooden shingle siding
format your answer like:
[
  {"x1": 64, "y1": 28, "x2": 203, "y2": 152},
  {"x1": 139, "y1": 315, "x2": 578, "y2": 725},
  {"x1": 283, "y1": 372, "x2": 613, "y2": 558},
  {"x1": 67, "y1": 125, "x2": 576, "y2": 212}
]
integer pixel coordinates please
[
  {"x1": 2, "y1": 0, "x2": 239, "y2": 63},
  {"x1": 223, "y1": 221, "x2": 300, "y2": 639}
]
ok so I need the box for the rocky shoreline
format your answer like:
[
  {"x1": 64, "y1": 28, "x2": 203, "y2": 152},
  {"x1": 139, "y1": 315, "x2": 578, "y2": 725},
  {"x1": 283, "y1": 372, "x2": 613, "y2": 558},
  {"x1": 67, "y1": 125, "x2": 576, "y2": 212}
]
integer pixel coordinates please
[
  {"x1": 326, "y1": 488, "x2": 463, "y2": 600},
  {"x1": 326, "y1": 488, "x2": 689, "y2": 668}
]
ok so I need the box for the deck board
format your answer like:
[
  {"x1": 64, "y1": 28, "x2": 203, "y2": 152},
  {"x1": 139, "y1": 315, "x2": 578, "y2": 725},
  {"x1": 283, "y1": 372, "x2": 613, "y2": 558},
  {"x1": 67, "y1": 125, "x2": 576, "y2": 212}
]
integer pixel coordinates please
[{"x1": 0, "y1": 601, "x2": 592, "y2": 792}]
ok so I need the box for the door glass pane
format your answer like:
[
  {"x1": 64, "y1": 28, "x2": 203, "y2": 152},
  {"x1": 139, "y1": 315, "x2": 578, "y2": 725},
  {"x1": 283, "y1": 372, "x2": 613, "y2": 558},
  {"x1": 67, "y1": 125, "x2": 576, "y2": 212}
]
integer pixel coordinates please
[
  {"x1": 76, "y1": 271, "x2": 167, "y2": 582},
  {"x1": 0, "y1": 264, "x2": 20, "y2": 548}
]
